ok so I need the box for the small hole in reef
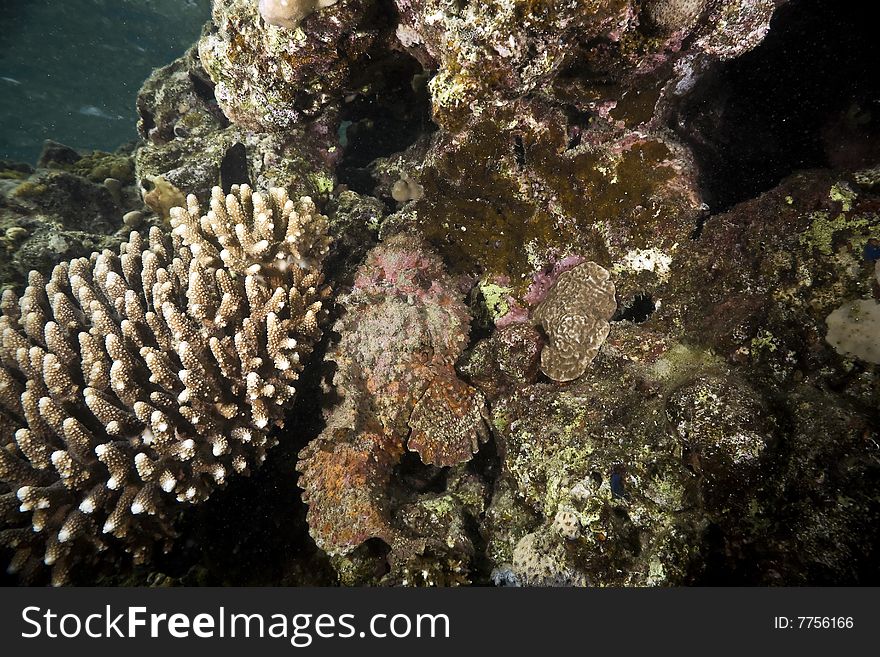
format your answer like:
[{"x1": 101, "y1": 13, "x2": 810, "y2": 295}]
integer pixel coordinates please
[
  {"x1": 612, "y1": 292, "x2": 656, "y2": 323},
  {"x1": 189, "y1": 71, "x2": 215, "y2": 103},
  {"x1": 219, "y1": 142, "x2": 251, "y2": 193},
  {"x1": 393, "y1": 450, "x2": 448, "y2": 493},
  {"x1": 139, "y1": 109, "x2": 156, "y2": 138},
  {"x1": 513, "y1": 134, "x2": 526, "y2": 169}
]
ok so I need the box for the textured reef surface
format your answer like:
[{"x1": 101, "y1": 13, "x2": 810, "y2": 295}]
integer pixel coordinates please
[{"x1": 1, "y1": 0, "x2": 878, "y2": 585}]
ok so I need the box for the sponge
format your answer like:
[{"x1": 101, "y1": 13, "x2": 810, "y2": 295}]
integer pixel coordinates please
[
  {"x1": 825, "y1": 299, "x2": 880, "y2": 364},
  {"x1": 258, "y1": 0, "x2": 338, "y2": 30}
]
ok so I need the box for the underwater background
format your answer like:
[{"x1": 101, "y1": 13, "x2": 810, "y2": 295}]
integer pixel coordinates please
[
  {"x1": 0, "y1": 0, "x2": 209, "y2": 162},
  {"x1": 0, "y1": 0, "x2": 878, "y2": 586}
]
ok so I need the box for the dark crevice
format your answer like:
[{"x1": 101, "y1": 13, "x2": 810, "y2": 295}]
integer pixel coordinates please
[
  {"x1": 671, "y1": 0, "x2": 880, "y2": 213},
  {"x1": 188, "y1": 69, "x2": 218, "y2": 107},
  {"x1": 138, "y1": 109, "x2": 156, "y2": 141},
  {"x1": 561, "y1": 105, "x2": 594, "y2": 150},
  {"x1": 513, "y1": 134, "x2": 526, "y2": 169},
  {"x1": 690, "y1": 206, "x2": 712, "y2": 240},
  {"x1": 219, "y1": 142, "x2": 250, "y2": 193},
  {"x1": 613, "y1": 292, "x2": 656, "y2": 324},
  {"x1": 393, "y1": 451, "x2": 448, "y2": 494},
  {"x1": 336, "y1": 52, "x2": 436, "y2": 194},
  {"x1": 465, "y1": 286, "x2": 504, "y2": 344}
]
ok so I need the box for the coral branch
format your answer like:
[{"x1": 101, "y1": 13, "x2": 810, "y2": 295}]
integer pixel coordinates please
[{"x1": 0, "y1": 185, "x2": 330, "y2": 585}]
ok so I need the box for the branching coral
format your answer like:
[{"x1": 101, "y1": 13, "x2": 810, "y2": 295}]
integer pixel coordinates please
[
  {"x1": 532, "y1": 262, "x2": 617, "y2": 382},
  {"x1": 298, "y1": 234, "x2": 487, "y2": 559},
  {"x1": 0, "y1": 185, "x2": 331, "y2": 584}
]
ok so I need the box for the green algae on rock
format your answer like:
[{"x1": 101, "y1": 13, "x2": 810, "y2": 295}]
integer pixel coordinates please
[
  {"x1": 386, "y1": 100, "x2": 702, "y2": 308},
  {"x1": 488, "y1": 360, "x2": 703, "y2": 586}
]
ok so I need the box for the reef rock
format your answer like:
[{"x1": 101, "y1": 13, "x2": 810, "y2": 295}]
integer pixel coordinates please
[
  {"x1": 393, "y1": 0, "x2": 780, "y2": 131},
  {"x1": 198, "y1": 0, "x2": 385, "y2": 132},
  {"x1": 1, "y1": 147, "x2": 148, "y2": 291},
  {"x1": 135, "y1": 47, "x2": 339, "y2": 205},
  {"x1": 382, "y1": 98, "x2": 703, "y2": 314}
]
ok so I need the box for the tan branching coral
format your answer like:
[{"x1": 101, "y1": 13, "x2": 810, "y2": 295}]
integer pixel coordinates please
[
  {"x1": 532, "y1": 262, "x2": 616, "y2": 382},
  {"x1": 0, "y1": 184, "x2": 331, "y2": 584}
]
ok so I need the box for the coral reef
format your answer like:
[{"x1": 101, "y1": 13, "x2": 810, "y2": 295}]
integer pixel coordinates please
[
  {"x1": 656, "y1": 171, "x2": 880, "y2": 373},
  {"x1": 198, "y1": 0, "x2": 384, "y2": 132},
  {"x1": 1, "y1": 143, "x2": 150, "y2": 291},
  {"x1": 0, "y1": 185, "x2": 331, "y2": 584},
  {"x1": 134, "y1": 46, "x2": 338, "y2": 206},
  {"x1": 5, "y1": 0, "x2": 880, "y2": 588},
  {"x1": 392, "y1": 0, "x2": 779, "y2": 131},
  {"x1": 381, "y1": 99, "x2": 703, "y2": 313},
  {"x1": 484, "y1": 347, "x2": 705, "y2": 587}
]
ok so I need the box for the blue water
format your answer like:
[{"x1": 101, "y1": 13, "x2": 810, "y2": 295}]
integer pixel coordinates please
[{"x1": 0, "y1": 0, "x2": 210, "y2": 164}]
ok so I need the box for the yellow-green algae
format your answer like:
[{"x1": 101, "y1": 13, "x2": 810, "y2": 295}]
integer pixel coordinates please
[
  {"x1": 478, "y1": 280, "x2": 513, "y2": 320},
  {"x1": 0, "y1": 169, "x2": 29, "y2": 181},
  {"x1": 798, "y1": 210, "x2": 879, "y2": 257},
  {"x1": 411, "y1": 110, "x2": 693, "y2": 298},
  {"x1": 66, "y1": 151, "x2": 135, "y2": 184},
  {"x1": 11, "y1": 181, "x2": 49, "y2": 199},
  {"x1": 798, "y1": 182, "x2": 879, "y2": 256}
]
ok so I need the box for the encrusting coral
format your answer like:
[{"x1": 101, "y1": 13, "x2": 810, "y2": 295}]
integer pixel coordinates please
[
  {"x1": 0, "y1": 184, "x2": 331, "y2": 585},
  {"x1": 532, "y1": 262, "x2": 617, "y2": 382}
]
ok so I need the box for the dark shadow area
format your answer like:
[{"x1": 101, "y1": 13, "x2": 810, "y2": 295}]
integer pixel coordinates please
[
  {"x1": 613, "y1": 293, "x2": 656, "y2": 324},
  {"x1": 393, "y1": 451, "x2": 449, "y2": 495},
  {"x1": 336, "y1": 54, "x2": 436, "y2": 195},
  {"x1": 219, "y1": 142, "x2": 251, "y2": 192},
  {"x1": 672, "y1": 0, "x2": 880, "y2": 212}
]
